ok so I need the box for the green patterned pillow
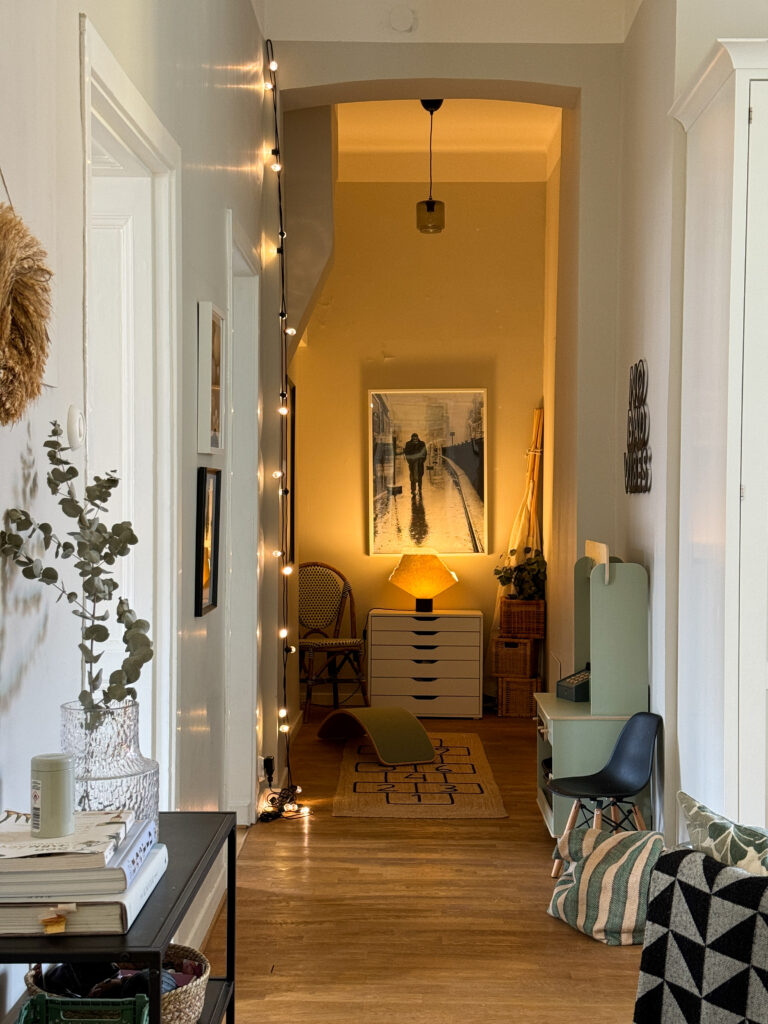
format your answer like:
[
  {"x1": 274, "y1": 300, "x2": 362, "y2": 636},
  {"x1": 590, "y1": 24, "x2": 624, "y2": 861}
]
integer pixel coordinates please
[
  {"x1": 547, "y1": 827, "x2": 664, "y2": 945},
  {"x1": 678, "y1": 790, "x2": 768, "y2": 875}
]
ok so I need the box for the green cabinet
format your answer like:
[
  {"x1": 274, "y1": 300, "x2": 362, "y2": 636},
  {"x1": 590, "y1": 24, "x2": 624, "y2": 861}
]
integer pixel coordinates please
[{"x1": 536, "y1": 555, "x2": 650, "y2": 836}]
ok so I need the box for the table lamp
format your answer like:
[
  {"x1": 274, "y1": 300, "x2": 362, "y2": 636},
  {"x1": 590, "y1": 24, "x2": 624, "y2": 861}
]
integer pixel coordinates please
[{"x1": 388, "y1": 551, "x2": 458, "y2": 612}]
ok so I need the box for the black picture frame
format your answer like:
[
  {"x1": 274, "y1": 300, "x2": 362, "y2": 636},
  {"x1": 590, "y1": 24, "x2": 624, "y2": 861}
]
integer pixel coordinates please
[{"x1": 194, "y1": 467, "x2": 222, "y2": 616}]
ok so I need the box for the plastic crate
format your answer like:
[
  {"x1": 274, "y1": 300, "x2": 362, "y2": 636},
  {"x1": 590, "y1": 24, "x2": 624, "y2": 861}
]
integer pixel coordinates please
[
  {"x1": 18, "y1": 994, "x2": 149, "y2": 1024},
  {"x1": 499, "y1": 599, "x2": 546, "y2": 638},
  {"x1": 497, "y1": 676, "x2": 542, "y2": 717},
  {"x1": 490, "y1": 636, "x2": 538, "y2": 677}
]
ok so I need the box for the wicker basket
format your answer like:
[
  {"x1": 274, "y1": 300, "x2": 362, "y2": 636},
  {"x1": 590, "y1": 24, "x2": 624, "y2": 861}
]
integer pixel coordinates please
[
  {"x1": 25, "y1": 944, "x2": 209, "y2": 1024},
  {"x1": 490, "y1": 636, "x2": 538, "y2": 677},
  {"x1": 499, "y1": 599, "x2": 546, "y2": 638},
  {"x1": 497, "y1": 676, "x2": 542, "y2": 717}
]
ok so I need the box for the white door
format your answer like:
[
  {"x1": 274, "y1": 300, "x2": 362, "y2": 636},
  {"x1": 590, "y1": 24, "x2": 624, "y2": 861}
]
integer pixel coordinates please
[
  {"x1": 738, "y1": 78, "x2": 768, "y2": 827},
  {"x1": 87, "y1": 173, "x2": 155, "y2": 755},
  {"x1": 82, "y1": 17, "x2": 181, "y2": 809}
]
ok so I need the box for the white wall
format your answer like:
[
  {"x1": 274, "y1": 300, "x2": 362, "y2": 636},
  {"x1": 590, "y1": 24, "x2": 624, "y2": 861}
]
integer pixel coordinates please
[
  {"x1": 0, "y1": 1, "x2": 280, "y2": 1006},
  {"x1": 616, "y1": 0, "x2": 682, "y2": 833}
]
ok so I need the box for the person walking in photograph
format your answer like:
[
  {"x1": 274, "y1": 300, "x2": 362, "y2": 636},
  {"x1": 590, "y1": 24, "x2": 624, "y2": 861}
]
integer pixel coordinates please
[{"x1": 404, "y1": 432, "x2": 427, "y2": 495}]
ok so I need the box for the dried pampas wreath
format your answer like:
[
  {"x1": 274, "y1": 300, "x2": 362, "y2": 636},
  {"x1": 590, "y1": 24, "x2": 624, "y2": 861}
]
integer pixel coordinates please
[{"x1": 0, "y1": 202, "x2": 52, "y2": 426}]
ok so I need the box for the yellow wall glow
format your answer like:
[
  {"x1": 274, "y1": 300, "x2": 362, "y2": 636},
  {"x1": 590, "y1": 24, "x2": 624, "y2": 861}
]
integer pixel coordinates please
[{"x1": 291, "y1": 179, "x2": 550, "y2": 656}]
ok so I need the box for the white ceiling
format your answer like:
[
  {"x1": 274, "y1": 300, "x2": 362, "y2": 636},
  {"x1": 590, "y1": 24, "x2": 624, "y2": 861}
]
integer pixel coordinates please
[
  {"x1": 336, "y1": 99, "x2": 562, "y2": 183},
  {"x1": 262, "y1": 0, "x2": 644, "y2": 45}
]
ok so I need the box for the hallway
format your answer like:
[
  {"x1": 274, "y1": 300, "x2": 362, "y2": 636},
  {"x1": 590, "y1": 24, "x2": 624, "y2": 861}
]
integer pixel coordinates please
[{"x1": 206, "y1": 716, "x2": 641, "y2": 1023}]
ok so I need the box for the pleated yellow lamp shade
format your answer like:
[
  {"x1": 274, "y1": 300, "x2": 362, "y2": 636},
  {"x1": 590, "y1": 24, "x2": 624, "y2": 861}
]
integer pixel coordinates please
[{"x1": 388, "y1": 552, "x2": 458, "y2": 612}]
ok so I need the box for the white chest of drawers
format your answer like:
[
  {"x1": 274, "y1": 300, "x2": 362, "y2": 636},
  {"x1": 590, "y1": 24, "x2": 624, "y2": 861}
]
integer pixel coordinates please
[{"x1": 367, "y1": 609, "x2": 483, "y2": 718}]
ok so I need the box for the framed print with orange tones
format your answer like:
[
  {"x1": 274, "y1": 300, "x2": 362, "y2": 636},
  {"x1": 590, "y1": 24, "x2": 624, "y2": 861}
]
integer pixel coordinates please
[{"x1": 194, "y1": 467, "x2": 221, "y2": 615}]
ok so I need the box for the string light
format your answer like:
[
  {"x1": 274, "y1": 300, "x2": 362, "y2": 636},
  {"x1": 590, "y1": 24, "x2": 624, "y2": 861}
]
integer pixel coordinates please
[{"x1": 256, "y1": 38, "x2": 307, "y2": 824}]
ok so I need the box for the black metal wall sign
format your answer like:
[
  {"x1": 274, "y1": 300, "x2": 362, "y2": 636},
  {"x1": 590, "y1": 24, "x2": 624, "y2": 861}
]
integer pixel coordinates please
[{"x1": 624, "y1": 358, "x2": 651, "y2": 493}]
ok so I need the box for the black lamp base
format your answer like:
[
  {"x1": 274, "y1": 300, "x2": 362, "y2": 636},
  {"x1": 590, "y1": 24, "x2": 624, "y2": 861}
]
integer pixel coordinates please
[{"x1": 415, "y1": 598, "x2": 434, "y2": 613}]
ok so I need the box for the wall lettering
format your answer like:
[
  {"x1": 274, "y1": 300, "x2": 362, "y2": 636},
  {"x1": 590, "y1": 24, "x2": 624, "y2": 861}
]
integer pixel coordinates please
[{"x1": 624, "y1": 358, "x2": 652, "y2": 494}]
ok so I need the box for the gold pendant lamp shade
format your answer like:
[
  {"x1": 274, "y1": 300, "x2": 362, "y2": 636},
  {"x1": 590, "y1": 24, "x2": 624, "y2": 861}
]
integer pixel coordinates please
[{"x1": 417, "y1": 99, "x2": 445, "y2": 234}]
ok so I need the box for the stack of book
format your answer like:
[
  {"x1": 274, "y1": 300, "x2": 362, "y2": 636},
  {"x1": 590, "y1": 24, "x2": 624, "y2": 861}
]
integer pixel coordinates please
[{"x1": 0, "y1": 810, "x2": 167, "y2": 935}]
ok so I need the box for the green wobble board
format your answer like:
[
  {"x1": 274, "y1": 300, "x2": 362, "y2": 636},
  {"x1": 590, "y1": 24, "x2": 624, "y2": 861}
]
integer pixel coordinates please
[{"x1": 317, "y1": 706, "x2": 437, "y2": 766}]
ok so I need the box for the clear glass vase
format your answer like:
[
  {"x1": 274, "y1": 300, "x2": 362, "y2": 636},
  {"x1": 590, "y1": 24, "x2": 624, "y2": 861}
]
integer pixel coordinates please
[{"x1": 60, "y1": 700, "x2": 159, "y2": 829}]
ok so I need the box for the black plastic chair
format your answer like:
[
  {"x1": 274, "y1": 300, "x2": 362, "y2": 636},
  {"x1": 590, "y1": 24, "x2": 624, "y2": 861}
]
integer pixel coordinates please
[{"x1": 548, "y1": 711, "x2": 662, "y2": 877}]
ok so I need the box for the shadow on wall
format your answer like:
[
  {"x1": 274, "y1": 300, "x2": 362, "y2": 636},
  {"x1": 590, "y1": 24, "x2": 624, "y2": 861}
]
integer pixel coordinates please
[{"x1": 0, "y1": 423, "x2": 49, "y2": 718}]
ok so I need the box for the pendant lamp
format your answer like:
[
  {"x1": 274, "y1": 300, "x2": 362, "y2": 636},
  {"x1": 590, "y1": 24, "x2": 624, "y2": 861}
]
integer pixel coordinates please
[{"x1": 416, "y1": 99, "x2": 445, "y2": 233}]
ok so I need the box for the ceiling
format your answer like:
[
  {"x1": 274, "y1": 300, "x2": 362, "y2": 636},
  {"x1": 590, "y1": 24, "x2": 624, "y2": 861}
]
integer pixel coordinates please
[
  {"x1": 336, "y1": 99, "x2": 562, "y2": 183},
  {"x1": 261, "y1": 0, "x2": 644, "y2": 45}
]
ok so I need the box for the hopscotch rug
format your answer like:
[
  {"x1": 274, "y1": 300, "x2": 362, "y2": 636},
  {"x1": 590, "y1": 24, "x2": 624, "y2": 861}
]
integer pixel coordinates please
[{"x1": 332, "y1": 733, "x2": 507, "y2": 818}]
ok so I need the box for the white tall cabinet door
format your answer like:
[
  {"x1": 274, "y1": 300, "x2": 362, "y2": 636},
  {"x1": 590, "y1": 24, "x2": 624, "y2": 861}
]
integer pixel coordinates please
[
  {"x1": 739, "y1": 79, "x2": 768, "y2": 827},
  {"x1": 673, "y1": 41, "x2": 768, "y2": 826}
]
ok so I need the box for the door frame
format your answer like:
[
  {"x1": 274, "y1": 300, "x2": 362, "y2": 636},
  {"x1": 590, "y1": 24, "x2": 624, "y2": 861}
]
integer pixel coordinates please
[{"x1": 81, "y1": 16, "x2": 182, "y2": 810}]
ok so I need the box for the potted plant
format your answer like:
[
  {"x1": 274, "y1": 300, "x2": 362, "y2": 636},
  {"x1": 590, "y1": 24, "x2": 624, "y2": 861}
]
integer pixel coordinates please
[
  {"x1": 0, "y1": 421, "x2": 158, "y2": 822},
  {"x1": 494, "y1": 547, "x2": 547, "y2": 638}
]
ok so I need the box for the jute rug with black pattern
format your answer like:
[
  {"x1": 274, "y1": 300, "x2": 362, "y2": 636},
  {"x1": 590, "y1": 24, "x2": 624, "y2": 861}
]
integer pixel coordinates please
[{"x1": 332, "y1": 733, "x2": 507, "y2": 818}]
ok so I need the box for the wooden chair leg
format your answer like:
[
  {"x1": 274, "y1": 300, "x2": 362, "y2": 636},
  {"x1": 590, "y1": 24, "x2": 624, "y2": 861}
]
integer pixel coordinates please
[
  {"x1": 593, "y1": 803, "x2": 603, "y2": 832},
  {"x1": 609, "y1": 801, "x2": 621, "y2": 833},
  {"x1": 303, "y1": 651, "x2": 315, "y2": 723},
  {"x1": 551, "y1": 799, "x2": 582, "y2": 878},
  {"x1": 632, "y1": 804, "x2": 647, "y2": 830}
]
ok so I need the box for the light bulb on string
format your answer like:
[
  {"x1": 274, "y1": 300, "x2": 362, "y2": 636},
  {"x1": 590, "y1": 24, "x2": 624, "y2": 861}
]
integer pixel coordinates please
[
  {"x1": 272, "y1": 548, "x2": 283, "y2": 558},
  {"x1": 285, "y1": 327, "x2": 297, "y2": 337},
  {"x1": 278, "y1": 404, "x2": 289, "y2": 416},
  {"x1": 300, "y1": 806, "x2": 310, "y2": 816},
  {"x1": 281, "y1": 565, "x2": 293, "y2": 576},
  {"x1": 278, "y1": 708, "x2": 288, "y2": 719},
  {"x1": 269, "y1": 59, "x2": 278, "y2": 71},
  {"x1": 279, "y1": 723, "x2": 290, "y2": 733},
  {"x1": 286, "y1": 645, "x2": 297, "y2": 654},
  {"x1": 279, "y1": 627, "x2": 288, "y2": 638},
  {"x1": 272, "y1": 470, "x2": 283, "y2": 479}
]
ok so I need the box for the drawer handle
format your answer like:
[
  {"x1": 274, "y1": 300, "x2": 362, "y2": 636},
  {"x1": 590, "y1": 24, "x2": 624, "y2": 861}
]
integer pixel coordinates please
[
  {"x1": 413, "y1": 677, "x2": 438, "y2": 682},
  {"x1": 412, "y1": 695, "x2": 439, "y2": 701},
  {"x1": 412, "y1": 659, "x2": 437, "y2": 664},
  {"x1": 504, "y1": 642, "x2": 521, "y2": 650},
  {"x1": 414, "y1": 616, "x2": 439, "y2": 621},
  {"x1": 413, "y1": 645, "x2": 437, "y2": 650},
  {"x1": 413, "y1": 630, "x2": 438, "y2": 636}
]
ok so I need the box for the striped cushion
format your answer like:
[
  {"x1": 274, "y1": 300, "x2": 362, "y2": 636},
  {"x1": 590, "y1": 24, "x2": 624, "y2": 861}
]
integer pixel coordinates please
[{"x1": 548, "y1": 827, "x2": 665, "y2": 945}]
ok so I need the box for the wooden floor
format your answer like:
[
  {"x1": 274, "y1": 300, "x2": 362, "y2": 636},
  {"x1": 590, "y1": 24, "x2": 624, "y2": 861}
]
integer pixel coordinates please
[{"x1": 205, "y1": 715, "x2": 641, "y2": 1023}]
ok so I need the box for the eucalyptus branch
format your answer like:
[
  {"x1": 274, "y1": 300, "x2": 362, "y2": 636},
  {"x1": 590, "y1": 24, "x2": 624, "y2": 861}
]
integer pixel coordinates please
[{"x1": 0, "y1": 421, "x2": 153, "y2": 709}]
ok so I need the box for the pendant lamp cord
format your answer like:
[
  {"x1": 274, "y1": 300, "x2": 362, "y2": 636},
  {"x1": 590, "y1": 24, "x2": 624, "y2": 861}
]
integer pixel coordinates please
[
  {"x1": 0, "y1": 163, "x2": 14, "y2": 210},
  {"x1": 428, "y1": 112, "x2": 434, "y2": 201}
]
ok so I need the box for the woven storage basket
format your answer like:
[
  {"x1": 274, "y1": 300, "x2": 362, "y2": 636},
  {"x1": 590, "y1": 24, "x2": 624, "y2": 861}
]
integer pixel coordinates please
[
  {"x1": 25, "y1": 944, "x2": 210, "y2": 1024},
  {"x1": 499, "y1": 599, "x2": 546, "y2": 638},
  {"x1": 497, "y1": 676, "x2": 542, "y2": 717},
  {"x1": 490, "y1": 636, "x2": 538, "y2": 677}
]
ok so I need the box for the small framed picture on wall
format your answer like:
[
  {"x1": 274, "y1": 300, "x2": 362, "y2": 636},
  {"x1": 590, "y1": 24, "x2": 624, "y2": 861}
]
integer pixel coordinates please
[
  {"x1": 194, "y1": 467, "x2": 222, "y2": 616},
  {"x1": 197, "y1": 301, "x2": 225, "y2": 453}
]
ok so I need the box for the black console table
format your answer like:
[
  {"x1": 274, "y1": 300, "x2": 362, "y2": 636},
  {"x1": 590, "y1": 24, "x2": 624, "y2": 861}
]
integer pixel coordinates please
[{"x1": 0, "y1": 811, "x2": 236, "y2": 1024}]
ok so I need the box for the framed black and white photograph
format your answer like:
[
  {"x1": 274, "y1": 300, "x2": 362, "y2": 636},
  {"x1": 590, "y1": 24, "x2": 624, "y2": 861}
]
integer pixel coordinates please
[
  {"x1": 194, "y1": 467, "x2": 222, "y2": 615},
  {"x1": 369, "y1": 389, "x2": 487, "y2": 555},
  {"x1": 197, "y1": 301, "x2": 225, "y2": 453}
]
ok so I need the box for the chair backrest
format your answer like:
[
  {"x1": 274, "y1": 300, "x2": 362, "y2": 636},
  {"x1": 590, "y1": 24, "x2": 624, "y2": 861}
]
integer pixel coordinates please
[
  {"x1": 604, "y1": 712, "x2": 662, "y2": 794},
  {"x1": 298, "y1": 562, "x2": 357, "y2": 639}
]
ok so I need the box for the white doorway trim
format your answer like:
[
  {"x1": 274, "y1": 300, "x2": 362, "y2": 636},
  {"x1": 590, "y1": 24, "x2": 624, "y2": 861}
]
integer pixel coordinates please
[
  {"x1": 81, "y1": 16, "x2": 182, "y2": 810},
  {"x1": 223, "y1": 210, "x2": 261, "y2": 823}
]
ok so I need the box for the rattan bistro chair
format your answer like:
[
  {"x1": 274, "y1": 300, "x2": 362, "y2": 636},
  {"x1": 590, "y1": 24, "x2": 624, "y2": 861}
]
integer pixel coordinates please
[
  {"x1": 298, "y1": 561, "x2": 369, "y2": 722},
  {"x1": 548, "y1": 711, "x2": 662, "y2": 878}
]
